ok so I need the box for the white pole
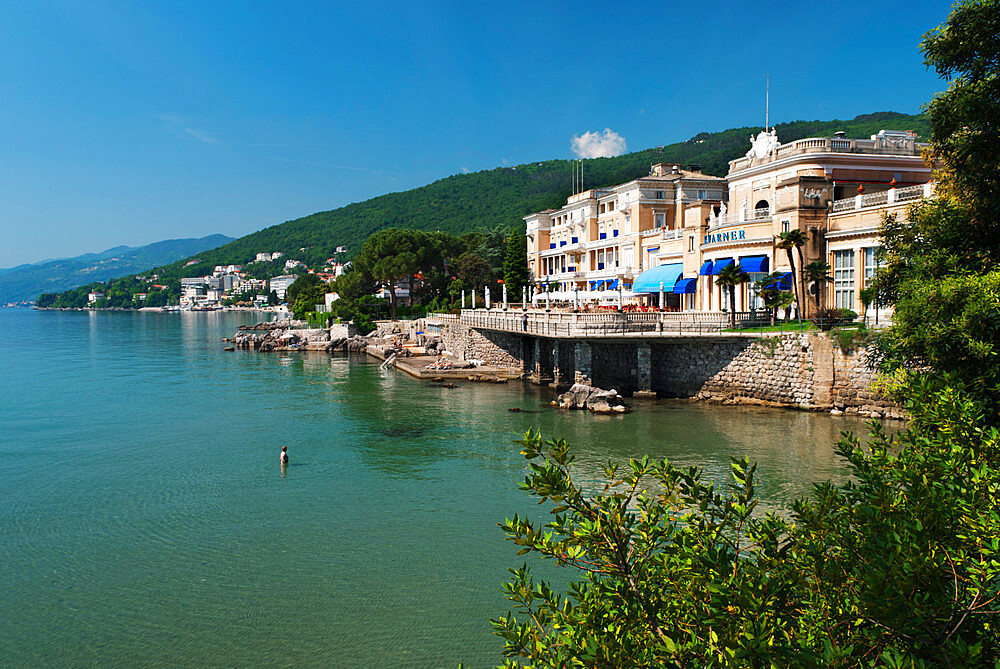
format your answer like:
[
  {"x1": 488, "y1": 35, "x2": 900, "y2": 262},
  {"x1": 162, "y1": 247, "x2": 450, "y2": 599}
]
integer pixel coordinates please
[
  {"x1": 618, "y1": 286, "x2": 624, "y2": 310},
  {"x1": 574, "y1": 288, "x2": 579, "y2": 311},
  {"x1": 461, "y1": 289, "x2": 466, "y2": 309},
  {"x1": 472, "y1": 290, "x2": 476, "y2": 309},
  {"x1": 659, "y1": 281, "x2": 664, "y2": 312},
  {"x1": 502, "y1": 283, "x2": 508, "y2": 310},
  {"x1": 546, "y1": 290, "x2": 551, "y2": 311},
  {"x1": 485, "y1": 286, "x2": 490, "y2": 310},
  {"x1": 522, "y1": 285, "x2": 527, "y2": 309}
]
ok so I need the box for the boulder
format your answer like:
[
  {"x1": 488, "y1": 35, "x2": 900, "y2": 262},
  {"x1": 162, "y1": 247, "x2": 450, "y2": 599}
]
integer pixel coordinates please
[{"x1": 556, "y1": 383, "x2": 630, "y2": 414}]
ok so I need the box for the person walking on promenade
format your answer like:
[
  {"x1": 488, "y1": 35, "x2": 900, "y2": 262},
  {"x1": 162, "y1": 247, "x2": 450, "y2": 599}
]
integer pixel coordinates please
[{"x1": 521, "y1": 311, "x2": 528, "y2": 331}]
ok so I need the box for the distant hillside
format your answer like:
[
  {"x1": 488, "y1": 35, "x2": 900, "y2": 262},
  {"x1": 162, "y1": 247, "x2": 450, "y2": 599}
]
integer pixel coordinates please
[
  {"x1": 3, "y1": 234, "x2": 233, "y2": 303},
  {"x1": 44, "y1": 111, "x2": 929, "y2": 298}
]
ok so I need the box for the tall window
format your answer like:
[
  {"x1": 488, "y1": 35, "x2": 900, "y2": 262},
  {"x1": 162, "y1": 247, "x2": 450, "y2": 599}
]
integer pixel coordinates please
[
  {"x1": 655, "y1": 190, "x2": 664, "y2": 199},
  {"x1": 697, "y1": 189, "x2": 707, "y2": 200},
  {"x1": 654, "y1": 213, "x2": 665, "y2": 228},
  {"x1": 834, "y1": 250, "x2": 855, "y2": 310},
  {"x1": 863, "y1": 246, "x2": 881, "y2": 284},
  {"x1": 781, "y1": 219, "x2": 791, "y2": 234},
  {"x1": 688, "y1": 236, "x2": 694, "y2": 252}
]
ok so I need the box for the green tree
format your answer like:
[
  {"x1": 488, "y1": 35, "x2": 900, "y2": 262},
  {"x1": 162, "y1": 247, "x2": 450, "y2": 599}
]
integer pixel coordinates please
[
  {"x1": 502, "y1": 233, "x2": 529, "y2": 300},
  {"x1": 285, "y1": 273, "x2": 325, "y2": 304},
  {"x1": 455, "y1": 252, "x2": 493, "y2": 297},
  {"x1": 803, "y1": 260, "x2": 832, "y2": 315},
  {"x1": 267, "y1": 290, "x2": 279, "y2": 306},
  {"x1": 875, "y1": 0, "x2": 1000, "y2": 410},
  {"x1": 753, "y1": 271, "x2": 790, "y2": 326},
  {"x1": 354, "y1": 228, "x2": 427, "y2": 320},
  {"x1": 714, "y1": 262, "x2": 750, "y2": 328},
  {"x1": 291, "y1": 284, "x2": 330, "y2": 320}
]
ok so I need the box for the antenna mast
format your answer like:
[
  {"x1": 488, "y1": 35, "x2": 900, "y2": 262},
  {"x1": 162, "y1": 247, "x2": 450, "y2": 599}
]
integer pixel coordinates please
[{"x1": 765, "y1": 75, "x2": 769, "y2": 130}]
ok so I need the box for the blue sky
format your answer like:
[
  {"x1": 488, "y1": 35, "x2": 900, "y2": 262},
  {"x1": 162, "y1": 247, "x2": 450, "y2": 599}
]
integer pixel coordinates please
[{"x1": 0, "y1": 0, "x2": 949, "y2": 267}]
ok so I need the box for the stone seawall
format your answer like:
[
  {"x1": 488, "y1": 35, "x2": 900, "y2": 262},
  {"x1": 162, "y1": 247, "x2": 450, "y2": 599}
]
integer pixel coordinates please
[
  {"x1": 438, "y1": 322, "x2": 524, "y2": 370},
  {"x1": 404, "y1": 319, "x2": 901, "y2": 417}
]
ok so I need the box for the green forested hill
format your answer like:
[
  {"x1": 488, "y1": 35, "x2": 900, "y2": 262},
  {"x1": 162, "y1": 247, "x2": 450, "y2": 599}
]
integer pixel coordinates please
[{"x1": 54, "y1": 111, "x2": 930, "y2": 290}]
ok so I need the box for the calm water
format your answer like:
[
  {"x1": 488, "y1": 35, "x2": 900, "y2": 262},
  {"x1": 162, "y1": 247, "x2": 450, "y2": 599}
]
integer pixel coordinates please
[{"x1": 0, "y1": 310, "x2": 870, "y2": 667}]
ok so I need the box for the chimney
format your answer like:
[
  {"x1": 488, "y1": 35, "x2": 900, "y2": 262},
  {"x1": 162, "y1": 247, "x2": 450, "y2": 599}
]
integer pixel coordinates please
[{"x1": 671, "y1": 164, "x2": 679, "y2": 174}]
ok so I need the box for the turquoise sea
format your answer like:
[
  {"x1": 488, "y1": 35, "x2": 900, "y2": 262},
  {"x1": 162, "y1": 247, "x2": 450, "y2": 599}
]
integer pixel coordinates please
[{"x1": 0, "y1": 309, "x2": 870, "y2": 667}]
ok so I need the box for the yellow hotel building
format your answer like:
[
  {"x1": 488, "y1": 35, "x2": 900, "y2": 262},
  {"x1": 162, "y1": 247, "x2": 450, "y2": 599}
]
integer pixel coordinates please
[{"x1": 525, "y1": 128, "x2": 933, "y2": 319}]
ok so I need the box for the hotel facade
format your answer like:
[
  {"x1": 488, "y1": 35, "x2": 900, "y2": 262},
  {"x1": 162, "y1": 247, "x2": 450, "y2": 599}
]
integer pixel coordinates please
[{"x1": 525, "y1": 128, "x2": 933, "y2": 319}]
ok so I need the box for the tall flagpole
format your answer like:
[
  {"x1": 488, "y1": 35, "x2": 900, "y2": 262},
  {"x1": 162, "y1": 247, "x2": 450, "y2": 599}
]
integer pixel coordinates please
[{"x1": 765, "y1": 75, "x2": 769, "y2": 130}]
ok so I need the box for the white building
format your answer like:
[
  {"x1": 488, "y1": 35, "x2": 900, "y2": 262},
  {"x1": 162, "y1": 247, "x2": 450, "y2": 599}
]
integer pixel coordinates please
[
  {"x1": 269, "y1": 274, "x2": 299, "y2": 300},
  {"x1": 87, "y1": 292, "x2": 105, "y2": 304}
]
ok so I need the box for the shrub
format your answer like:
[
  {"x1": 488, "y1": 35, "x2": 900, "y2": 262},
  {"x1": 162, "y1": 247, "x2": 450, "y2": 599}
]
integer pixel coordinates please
[
  {"x1": 495, "y1": 382, "x2": 1000, "y2": 667},
  {"x1": 832, "y1": 324, "x2": 870, "y2": 352},
  {"x1": 810, "y1": 307, "x2": 855, "y2": 331}
]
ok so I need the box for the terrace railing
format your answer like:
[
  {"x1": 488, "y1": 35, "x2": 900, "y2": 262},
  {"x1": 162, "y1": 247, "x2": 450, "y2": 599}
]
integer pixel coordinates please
[{"x1": 455, "y1": 309, "x2": 757, "y2": 337}]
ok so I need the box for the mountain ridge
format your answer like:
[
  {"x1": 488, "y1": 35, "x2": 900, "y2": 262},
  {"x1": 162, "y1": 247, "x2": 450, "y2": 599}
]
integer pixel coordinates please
[{"x1": 2, "y1": 234, "x2": 234, "y2": 303}]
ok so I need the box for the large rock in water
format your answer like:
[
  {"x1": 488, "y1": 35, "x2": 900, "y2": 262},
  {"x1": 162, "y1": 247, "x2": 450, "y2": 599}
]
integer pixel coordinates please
[{"x1": 556, "y1": 383, "x2": 630, "y2": 414}]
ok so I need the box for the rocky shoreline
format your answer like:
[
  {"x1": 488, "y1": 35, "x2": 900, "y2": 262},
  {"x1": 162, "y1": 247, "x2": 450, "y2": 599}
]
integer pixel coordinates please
[{"x1": 227, "y1": 319, "x2": 370, "y2": 352}]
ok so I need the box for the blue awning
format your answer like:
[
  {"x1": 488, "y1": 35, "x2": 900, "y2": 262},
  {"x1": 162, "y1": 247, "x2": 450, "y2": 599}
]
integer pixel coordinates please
[
  {"x1": 739, "y1": 255, "x2": 769, "y2": 273},
  {"x1": 607, "y1": 279, "x2": 619, "y2": 290},
  {"x1": 699, "y1": 260, "x2": 714, "y2": 276},
  {"x1": 710, "y1": 258, "x2": 734, "y2": 275},
  {"x1": 673, "y1": 278, "x2": 697, "y2": 294},
  {"x1": 777, "y1": 272, "x2": 793, "y2": 290},
  {"x1": 632, "y1": 263, "x2": 684, "y2": 293},
  {"x1": 589, "y1": 280, "x2": 597, "y2": 289}
]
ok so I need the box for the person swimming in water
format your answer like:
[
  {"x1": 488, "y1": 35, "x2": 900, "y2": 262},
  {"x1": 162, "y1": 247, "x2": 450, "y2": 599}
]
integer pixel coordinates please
[{"x1": 280, "y1": 445, "x2": 288, "y2": 467}]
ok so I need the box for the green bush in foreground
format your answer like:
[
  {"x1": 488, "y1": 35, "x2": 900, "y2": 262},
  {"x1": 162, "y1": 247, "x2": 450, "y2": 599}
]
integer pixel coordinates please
[{"x1": 495, "y1": 377, "x2": 1000, "y2": 667}]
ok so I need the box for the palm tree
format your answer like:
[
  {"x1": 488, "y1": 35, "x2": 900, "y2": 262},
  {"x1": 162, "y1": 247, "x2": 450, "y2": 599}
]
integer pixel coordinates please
[
  {"x1": 715, "y1": 262, "x2": 750, "y2": 328},
  {"x1": 803, "y1": 261, "x2": 832, "y2": 315},
  {"x1": 776, "y1": 229, "x2": 808, "y2": 318},
  {"x1": 754, "y1": 271, "x2": 790, "y2": 326}
]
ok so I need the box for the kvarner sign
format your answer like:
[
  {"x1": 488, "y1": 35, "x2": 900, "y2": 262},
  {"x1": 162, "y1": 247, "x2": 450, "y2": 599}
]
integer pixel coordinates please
[{"x1": 704, "y1": 229, "x2": 747, "y2": 244}]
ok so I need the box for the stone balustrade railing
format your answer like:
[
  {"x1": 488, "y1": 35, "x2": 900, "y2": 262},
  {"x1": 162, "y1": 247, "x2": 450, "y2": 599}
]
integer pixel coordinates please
[
  {"x1": 830, "y1": 183, "x2": 934, "y2": 214},
  {"x1": 455, "y1": 308, "x2": 756, "y2": 337}
]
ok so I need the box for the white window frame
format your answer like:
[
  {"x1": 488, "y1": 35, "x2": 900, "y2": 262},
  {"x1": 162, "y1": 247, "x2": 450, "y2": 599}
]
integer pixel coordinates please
[{"x1": 834, "y1": 249, "x2": 855, "y2": 310}]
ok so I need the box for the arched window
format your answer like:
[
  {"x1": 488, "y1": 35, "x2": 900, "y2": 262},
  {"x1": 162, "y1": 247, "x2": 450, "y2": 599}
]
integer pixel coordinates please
[{"x1": 754, "y1": 199, "x2": 770, "y2": 211}]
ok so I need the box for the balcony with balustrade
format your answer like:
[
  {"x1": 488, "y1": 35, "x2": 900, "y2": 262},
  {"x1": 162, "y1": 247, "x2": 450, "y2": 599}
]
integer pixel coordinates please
[
  {"x1": 729, "y1": 134, "x2": 927, "y2": 174},
  {"x1": 827, "y1": 183, "x2": 934, "y2": 237}
]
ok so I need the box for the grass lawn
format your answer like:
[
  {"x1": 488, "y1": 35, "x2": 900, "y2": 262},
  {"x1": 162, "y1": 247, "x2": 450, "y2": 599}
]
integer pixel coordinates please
[{"x1": 722, "y1": 320, "x2": 868, "y2": 333}]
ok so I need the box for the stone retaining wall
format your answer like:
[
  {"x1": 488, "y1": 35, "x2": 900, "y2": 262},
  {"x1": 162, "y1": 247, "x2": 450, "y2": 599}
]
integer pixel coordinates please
[
  {"x1": 421, "y1": 319, "x2": 901, "y2": 416},
  {"x1": 437, "y1": 322, "x2": 523, "y2": 370}
]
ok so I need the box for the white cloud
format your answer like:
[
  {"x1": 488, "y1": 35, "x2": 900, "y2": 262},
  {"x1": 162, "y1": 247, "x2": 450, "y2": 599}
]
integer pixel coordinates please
[{"x1": 571, "y1": 128, "x2": 627, "y2": 158}]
